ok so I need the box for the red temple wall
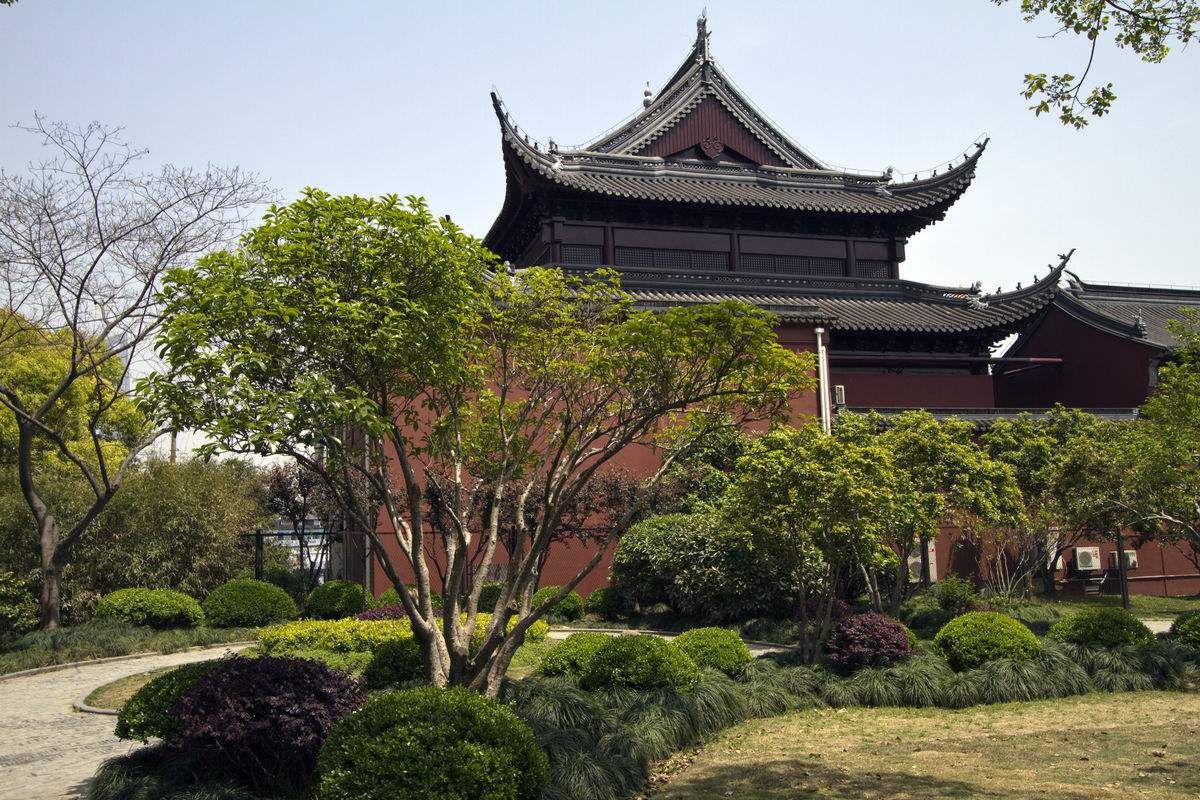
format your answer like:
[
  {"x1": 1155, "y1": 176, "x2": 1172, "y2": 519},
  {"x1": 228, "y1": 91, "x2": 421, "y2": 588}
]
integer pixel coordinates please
[
  {"x1": 830, "y1": 370, "x2": 995, "y2": 409},
  {"x1": 995, "y1": 307, "x2": 1156, "y2": 408}
]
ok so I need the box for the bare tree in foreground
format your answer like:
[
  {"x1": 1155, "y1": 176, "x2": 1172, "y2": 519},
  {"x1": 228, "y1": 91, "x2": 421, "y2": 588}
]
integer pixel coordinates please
[{"x1": 0, "y1": 117, "x2": 269, "y2": 627}]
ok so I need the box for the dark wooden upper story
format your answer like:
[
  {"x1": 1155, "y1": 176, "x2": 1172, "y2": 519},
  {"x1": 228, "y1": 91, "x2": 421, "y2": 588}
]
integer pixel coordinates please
[{"x1": 483, "y1": 16, "x2": 984, "y2": 284}]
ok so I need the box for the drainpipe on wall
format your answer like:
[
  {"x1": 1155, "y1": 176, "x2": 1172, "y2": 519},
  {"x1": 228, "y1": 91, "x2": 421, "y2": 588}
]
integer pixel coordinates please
[{"x1": 815, "y1": 327, "x2": 833, "y2": 435}]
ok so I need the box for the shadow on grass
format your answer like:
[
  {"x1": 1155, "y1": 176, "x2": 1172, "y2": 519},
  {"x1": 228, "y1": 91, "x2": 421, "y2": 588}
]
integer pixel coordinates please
[{"x1": 656, "y1": 755, "x2": 1107, "y2": 800}]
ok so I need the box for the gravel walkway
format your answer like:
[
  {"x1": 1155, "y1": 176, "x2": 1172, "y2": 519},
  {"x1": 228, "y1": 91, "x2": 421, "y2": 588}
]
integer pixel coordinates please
[{"x1": 0, "y1": 643, "x2": 249, "y2": 800}]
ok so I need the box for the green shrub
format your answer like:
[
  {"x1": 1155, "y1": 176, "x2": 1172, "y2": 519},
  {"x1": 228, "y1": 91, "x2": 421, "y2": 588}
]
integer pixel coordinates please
[
  {"x1": 538, "y1": 632, "x2": 611, "y2": 677},
  {"x1": 671, "y1": 627, "x2": 752, "y2": 677},
  {"x1": 580, "y1": 635, "x2": 700, "y2": 691},
  {"x1": 934, "y1": 611, "x2": 1040, "y2": 671},
  {"x1": 478, "y1": 581, "x2": 504, "y2": 612},
  {"x1": 0, "y1": 571, "x2": 38, "y2": 639},
  {"x1": 203, "y1": 579, "x2": 297, "y2": 628},
  {"x1": 305, "y1": 580, "x2": 371, "y2": 620},
  {"x1": 934, "y1": 575, "x2": 979, "y2": 615},
  {"x1": 1048, "y1": 607, "x2": 1155, "y2": 648},
  {"x1": 317, "y1": 686, "x2": 549, "y2": 800},
  {"x1": 258, "y1": 618, "x2": 412, "y2": 654},
  {"x1": 610, "y1": 513, "x2": 795, "y2": 621},
  {"x1": 1170, "y1": 610, "x2": 1200, "y2": 649},
  {"x1": 94, "y1": 588, "x2": 204, "y2": 629},
  {"x1": 115, "y1": 660, "x2": 219, "y2": 741},
  {"x1": 532, "y1": 585, "x2": 584, "y2": 621},
  {"x1": 584, "y1": 586, "x2": 623, "y2": 620},
  {"x1": 375, "y1": 585, "x2": 443, "y2": 610},
  {"x1": 286, "y1": 649, "x2": 374, "y2": 675},
  {"x1": 362, "y1": 639, "x2": 425, "y2": 690}
]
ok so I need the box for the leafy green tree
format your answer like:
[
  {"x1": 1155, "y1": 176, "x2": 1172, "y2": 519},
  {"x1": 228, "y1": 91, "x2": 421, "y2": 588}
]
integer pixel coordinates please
[
  {"x1": 144, "y1": 189, "x2": 814, "y2": 694},
  {"x1": 1119, "y1": 311, "x2": 1200, "y2": 573},
  {"x1": 0, "y1": 117, "x2": 267, "y2": 627},
  {"x1": 842, "y1": 411, "x2": 1024, "y2": 611},
  {"x1": 0, "y1": 457, "x2": 270, "y2": 617},
  {"x1": 724, "y1": 425, "x2": 898, "y2": 663},
  {"x1": 983, "y1": 406, "x2": 1100, "y2": 595},
  {"x1": 996, "y1": 0, "x2": 1199, "y2": 127}
]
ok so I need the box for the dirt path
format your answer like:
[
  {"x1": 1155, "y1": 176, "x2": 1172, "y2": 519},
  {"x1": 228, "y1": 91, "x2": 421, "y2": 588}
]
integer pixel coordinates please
[{"x1": 0, "y1": 643, "x2": 249, "y2": 800}]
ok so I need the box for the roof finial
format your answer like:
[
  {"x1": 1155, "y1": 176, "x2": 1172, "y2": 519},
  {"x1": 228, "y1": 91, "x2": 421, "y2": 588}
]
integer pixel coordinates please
[
  {"x1": 643, "y1": 81, "x2": 654, "y2": 108},
  {"x1": 1133, "y1": 314, "x2": 1147, "y2": 335},
  {"x1": 696, "y1": 9, "x2": 710, "y2": 62}
]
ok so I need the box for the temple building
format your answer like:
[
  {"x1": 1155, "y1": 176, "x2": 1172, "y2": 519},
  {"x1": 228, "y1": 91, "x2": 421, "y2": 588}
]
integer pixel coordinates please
[{"x1": 364, "y1": 18, "x2": 1200, "y2": 598}]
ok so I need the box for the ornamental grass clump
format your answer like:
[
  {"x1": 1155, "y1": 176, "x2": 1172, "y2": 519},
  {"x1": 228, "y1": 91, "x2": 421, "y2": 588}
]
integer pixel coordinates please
[
  {"x1": 532, "y1": 585, "x2": 585, "y2": 621},
  {"x1": 175, "y1": 655, "x2": 363, "y2": 792},
  {"x1": 1048, "y1": 607, "x2": 1155, "y2": 648},
  {"x1": 94, "y1": 588, "x2": 204, "y2": 629},
  {"x1": 671, "y1": 627, "x2": 752, "y2": 677},
  {"x1": 115, "y1": 659, "x2": 219, "y2": 742},
  {"x1": 825, "y1": 612, "x2": 915, "y2": 672},
  {"x1": 933, "y1": 611, "x2": 1040, "y2": 670},
  {"x1": 202, "y1": 579, "x2": 297, "y2": 628},
  {"x1": 317, "y1": 686, "x2": 548, "y2": 800},
  {"x1": 580, "y1": 635, "x2": 700, "y2": 691},
  {"x1": 305, "y1": 580, "x2": 372, "y2": 619},
  {"x1": 539, "y1": 632, "x2": 611, "y2": 677}
]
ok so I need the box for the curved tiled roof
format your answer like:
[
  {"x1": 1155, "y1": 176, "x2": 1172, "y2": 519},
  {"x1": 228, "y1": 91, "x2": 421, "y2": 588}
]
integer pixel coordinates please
[
  {"x1": 589, "y1": 254, "x2": 1071, "y2": 336},
  {"x1": 492, "y1": 92, "x2": 984, "y2": 219},
  {"x1": 1056, "y1": 274, "x2": 1200, "y2": 349}
]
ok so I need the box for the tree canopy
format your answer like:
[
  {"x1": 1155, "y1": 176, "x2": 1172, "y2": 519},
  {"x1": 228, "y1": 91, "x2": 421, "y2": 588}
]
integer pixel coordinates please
[
  {"x1": 996, "y1": 0, "x2": 1199, "y2": 126},
  {"x1": 145, "y1": 188, "x2": 815, "y2": 693}
]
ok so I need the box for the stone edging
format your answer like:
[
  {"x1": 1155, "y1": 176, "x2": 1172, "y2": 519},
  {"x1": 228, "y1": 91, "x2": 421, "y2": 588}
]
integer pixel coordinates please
[
  {"x1": 73, "y1": 696, "x2": 118, "y2": 716},
  {"x1": 0, "y1": 641, "x2": 256, "y2": 683}
]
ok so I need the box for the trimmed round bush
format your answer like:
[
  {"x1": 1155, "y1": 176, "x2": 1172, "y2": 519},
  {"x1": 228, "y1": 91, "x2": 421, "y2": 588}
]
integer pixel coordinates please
[
  {"x1": 203, "y1": 579, "x2": 297, "y2": 628},
  {"x1": 538, "y1": 632, "x2": 611, "y2": 677},
  {"x1": 934, "y1": 575, "x2": 979, "y2": 615},
  {"x1": 934, "y1": 611, "x2": 1040, "y2": 671},
  {"x1": 1048, "y1": 607, "x2": 1155, "y2": 648},
  {"x1": 94, "y1": 588, "x2": 204, "y2": 629},
  {"x1": 306, "y1": 580, "x2": 371, "y2": 620},
  {"x1": 532, "y1": 585, "x2": 584, "y2": 621},
  {"x1": 176, "y1": 655, "x2": 363, "y2": 791},
  {"x1": 115, "y1": 660, "x2": 219, "y2": 742},
  {"x1": 826, "y1": 612, "x2": 916, "y2": 672},
  {"x1": 362, "y1": 639, "x2": 424, "y2": 690},
  {"x1": 580, "y1": 634, "x2": 701, "y2": 691},
  {"x1": 1171, "y1": 610, "x2": 1200, "y2": 648},
  {"x1": 478, "y1": 581, "x2": 504, "y2": 612},
  {"x1": 0, "y1": 571, "x2": 38, "y2": 639},
  {"x1": 317, "y1": 686, "x2": 549, "y2": 800},
  {"x1": 584, "y1": 586, "x2": 623, "y2": 620},
  {"x1": 671, "y1": 627, "x2": 752, "y2": 677}
]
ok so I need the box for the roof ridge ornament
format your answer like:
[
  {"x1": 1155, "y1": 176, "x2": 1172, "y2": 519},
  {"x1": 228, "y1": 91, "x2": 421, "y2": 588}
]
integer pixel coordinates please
[
  {"x1": 696, "y1": 10, "x2": 711, "y2": 63},
  {"x1": 643, "y1": 81, "x2": 654, "y2": 108}
]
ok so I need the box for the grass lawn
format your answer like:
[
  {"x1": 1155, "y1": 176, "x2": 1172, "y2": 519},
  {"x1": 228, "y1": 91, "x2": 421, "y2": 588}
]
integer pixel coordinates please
[
  {"x1": 84, "y1": 665, "x2": 175, "y2": 710},
  {"x1": 0, "y1": 620, "x2": 256, "y2": 676},
  {"x1": 652, "y1": 691, "x2": 1200, "y2": 800},
  {"x1": 1035, "y1": 594, "x2": 1200, "y2": 620},
  {"x1": 83, "y1": 639, "x2": 558, "y2": 711}
]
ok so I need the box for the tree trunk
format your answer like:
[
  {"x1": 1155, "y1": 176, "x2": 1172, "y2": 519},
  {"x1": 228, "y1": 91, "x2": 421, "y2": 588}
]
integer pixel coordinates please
[
  {"x1": 919, "y1": 534, "x2": 932, "y2": 588},
  {"x1": 1115, "y1": 529, "x2": 1130, "y2": 610},
  {"x1": 38, "y1": 528, "x2": 63, "y2": 630}
]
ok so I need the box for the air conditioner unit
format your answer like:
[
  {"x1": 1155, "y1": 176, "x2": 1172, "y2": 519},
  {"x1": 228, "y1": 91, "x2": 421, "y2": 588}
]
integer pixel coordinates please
[
  {"x1": 1109, "y1": 549, "x2": 1139, "y2": 571},
  {"x1": 1074, "y1": 546, "x2": 1101, "y2": 572},
  {"x1": 833, "y1": 384, "x2": 846, "y2": 407}
]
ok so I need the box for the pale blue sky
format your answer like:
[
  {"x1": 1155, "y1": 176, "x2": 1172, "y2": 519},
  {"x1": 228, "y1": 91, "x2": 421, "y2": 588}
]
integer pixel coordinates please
[{"x1": 3, "y1": 0, "x2": 1197, "y2": 292}]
